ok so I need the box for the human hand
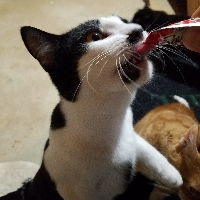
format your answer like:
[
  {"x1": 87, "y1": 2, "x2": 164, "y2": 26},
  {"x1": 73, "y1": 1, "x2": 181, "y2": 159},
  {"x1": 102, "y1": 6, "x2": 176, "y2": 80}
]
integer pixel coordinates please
[{"x1": 182, "y1": 6, "x2": 200, "y2": 53}]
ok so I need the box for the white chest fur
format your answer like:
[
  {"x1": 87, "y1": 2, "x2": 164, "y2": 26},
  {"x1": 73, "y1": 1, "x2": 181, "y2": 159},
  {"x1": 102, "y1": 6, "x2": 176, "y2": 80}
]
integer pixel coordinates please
[{"x1": 44, "y1": 94, "x2": 137, "y2": 200}]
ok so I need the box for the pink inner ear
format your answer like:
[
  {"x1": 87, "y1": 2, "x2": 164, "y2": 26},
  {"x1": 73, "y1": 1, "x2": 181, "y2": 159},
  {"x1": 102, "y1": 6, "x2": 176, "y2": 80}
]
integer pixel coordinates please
[{"x1": 176, "y1": 124, "x2": 200, "y2": 154}]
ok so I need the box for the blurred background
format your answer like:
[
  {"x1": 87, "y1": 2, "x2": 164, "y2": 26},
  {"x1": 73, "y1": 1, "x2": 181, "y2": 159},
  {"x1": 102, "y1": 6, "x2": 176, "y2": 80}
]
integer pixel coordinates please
[{"x1": 0, "y1": 0, "x2": 174, "y2": 165}]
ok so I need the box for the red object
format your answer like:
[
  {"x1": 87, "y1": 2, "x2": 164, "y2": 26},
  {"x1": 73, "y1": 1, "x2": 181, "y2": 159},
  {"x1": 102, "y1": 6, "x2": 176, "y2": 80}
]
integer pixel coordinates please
[
  {"x1": 137, "y1": 29, "x2": 173, "y2": 55},
  {"x1": 136, "y1": 18, "x2": 200, "y2": 55}
]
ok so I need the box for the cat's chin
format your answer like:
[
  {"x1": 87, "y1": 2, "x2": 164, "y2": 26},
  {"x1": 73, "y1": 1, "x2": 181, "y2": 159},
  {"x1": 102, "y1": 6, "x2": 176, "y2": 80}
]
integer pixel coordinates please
[
  {"x1": 115, "y1": 57, "x2": 152, "y2": 87},
  {"x1": 121, "y1": 56, "x2": 148, "y2": 81}
]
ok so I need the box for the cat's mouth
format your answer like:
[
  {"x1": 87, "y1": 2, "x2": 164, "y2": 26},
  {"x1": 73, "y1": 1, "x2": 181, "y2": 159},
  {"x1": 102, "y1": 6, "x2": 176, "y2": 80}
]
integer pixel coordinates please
[{"x1": 117, "y1": 53, "x2": 147, "y2": 83}]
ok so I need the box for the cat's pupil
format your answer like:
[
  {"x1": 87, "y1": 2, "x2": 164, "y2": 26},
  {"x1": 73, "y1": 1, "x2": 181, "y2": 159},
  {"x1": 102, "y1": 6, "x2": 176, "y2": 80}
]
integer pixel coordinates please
[
  {"x1": 92, "y1": 32, "x2": 102, "y2": 41},
  {"x1": 86, "y1": 32, "x2": 104, "y2": 42}
]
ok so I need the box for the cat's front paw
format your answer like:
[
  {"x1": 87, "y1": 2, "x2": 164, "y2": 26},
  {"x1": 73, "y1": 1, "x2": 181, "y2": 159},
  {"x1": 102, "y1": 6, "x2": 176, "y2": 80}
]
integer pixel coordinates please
[{"x1": 159, "y1": 163, "x2": 183, "y2": 189}]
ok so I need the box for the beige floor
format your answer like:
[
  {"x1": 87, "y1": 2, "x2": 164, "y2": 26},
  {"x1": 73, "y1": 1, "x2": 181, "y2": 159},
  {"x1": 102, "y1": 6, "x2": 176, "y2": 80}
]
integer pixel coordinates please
[{"x1": 0, "y1": 0, "x2": 173, "y2": 165}]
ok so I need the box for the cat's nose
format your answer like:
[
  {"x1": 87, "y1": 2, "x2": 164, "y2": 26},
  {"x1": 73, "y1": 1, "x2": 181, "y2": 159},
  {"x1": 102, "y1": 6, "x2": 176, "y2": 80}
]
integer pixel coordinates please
[{"x1": 127, "y1": 28, "x2": 143, "y2": 44}]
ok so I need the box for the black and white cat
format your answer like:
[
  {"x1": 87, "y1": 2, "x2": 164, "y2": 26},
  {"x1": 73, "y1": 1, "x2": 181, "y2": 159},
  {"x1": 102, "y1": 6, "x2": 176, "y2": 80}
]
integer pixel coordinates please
[{"x1": 1, "y1": 16, "x2": 182, "y2": 200}]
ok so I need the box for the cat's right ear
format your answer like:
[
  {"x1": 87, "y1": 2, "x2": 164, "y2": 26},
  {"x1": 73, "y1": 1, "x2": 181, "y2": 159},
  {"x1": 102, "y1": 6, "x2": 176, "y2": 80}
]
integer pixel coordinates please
[{"x1": 20, "y1": 26, "x2": 60, "y2": 72}]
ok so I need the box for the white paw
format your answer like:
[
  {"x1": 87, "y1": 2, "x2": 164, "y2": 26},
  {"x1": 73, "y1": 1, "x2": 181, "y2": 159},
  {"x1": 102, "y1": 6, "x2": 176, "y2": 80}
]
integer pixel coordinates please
[{"x1": 159, "y1": 163, "x2": 183, "y2": 189}]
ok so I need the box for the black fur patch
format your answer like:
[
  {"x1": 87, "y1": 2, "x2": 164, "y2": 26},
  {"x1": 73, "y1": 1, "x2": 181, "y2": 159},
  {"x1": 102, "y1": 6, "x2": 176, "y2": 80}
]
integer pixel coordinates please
[
  {"x1": 125, "y1": 162, "x2": 133, "y2": 183},
  {"x1": 51, "y1": 103, "x2": 66, "y2": 130},
  {"x1": 115, "y1": 173, "x2": 155, "y2": 200},
  {"x1": 47, "y1": 20, "x2": 100, "y2": 101},
  {"x1": 21, "y1": 20, "x2": 100, "y2": 102},
  {"x1": 118, "y1": 16, "x2": 129, "y2": 24},
  {"x1": 132, "y1": 6, "x2": 200, "y2": 90},
  {"x1": 132, "y1": 6, "x2": 188, "y2": 31},
  {"x1": 44, "y1": 139, "x2": 49, "y2": 151},
  {"x1": 0, "y1": 163, "x2": 62, "y2": 200},
  {"x1": 114, "y1": 172, "x2": 180, "y2": 200},
  {"x1": 120, "y1": 62, "x2": 140, "y2": 83},
  {"x1": 48, "y1": 20, "x2": 100, "y2": 101}
]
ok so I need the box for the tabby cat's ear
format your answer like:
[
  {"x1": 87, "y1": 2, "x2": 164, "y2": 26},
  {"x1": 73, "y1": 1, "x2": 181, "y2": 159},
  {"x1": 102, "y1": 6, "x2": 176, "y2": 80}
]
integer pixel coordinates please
[{"x1": 20, "y1": 26, "x2": 60, "y2": 71}]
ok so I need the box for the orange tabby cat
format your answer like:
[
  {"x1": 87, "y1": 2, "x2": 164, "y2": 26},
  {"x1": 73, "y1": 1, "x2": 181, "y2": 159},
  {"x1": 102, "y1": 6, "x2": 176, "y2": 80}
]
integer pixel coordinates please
[{"x1": 135, "y1": 98, "x2": 200, "y2": 200}]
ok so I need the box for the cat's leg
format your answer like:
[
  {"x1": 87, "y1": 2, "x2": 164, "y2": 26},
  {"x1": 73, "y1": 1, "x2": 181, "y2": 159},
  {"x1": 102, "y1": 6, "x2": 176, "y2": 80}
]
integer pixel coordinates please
[{"x1": 134, "y1": 133, "x2": 183, "y2": 189}]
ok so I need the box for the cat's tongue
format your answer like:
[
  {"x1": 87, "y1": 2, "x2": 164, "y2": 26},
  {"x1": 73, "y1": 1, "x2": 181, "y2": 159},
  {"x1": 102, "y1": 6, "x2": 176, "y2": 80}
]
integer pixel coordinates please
[{"x1": 136, "y1": 18, "x2": 200, "y2": 56}]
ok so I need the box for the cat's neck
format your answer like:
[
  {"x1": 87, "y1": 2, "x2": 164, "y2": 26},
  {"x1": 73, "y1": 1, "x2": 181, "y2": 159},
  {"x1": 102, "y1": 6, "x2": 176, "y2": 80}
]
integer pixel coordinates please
[
  {"x1": 55, "y1": 88, "x2": 135, "y2": 149},
  {"x1": 62, "y1": 89, "x2": 134, "y2": 129}
]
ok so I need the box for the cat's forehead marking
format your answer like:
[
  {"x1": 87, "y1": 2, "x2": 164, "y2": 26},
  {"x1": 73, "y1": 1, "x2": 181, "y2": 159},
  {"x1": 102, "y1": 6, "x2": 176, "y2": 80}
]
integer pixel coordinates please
[{"x1": 99, "y1": 16, "x2": 142, "y2": 35}]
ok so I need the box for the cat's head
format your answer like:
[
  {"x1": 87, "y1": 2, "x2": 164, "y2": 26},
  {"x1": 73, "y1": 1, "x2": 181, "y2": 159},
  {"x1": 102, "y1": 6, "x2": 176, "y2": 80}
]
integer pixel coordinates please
[
  {"x1": 21, "y1": 16, "x2": 152, "y2": 102},
  {"x1": 132, "y1": 6, "x2": 188, "y2": 31},
  {"x1": 176, "y1": 124, "x2": 200, "y2": 200}
]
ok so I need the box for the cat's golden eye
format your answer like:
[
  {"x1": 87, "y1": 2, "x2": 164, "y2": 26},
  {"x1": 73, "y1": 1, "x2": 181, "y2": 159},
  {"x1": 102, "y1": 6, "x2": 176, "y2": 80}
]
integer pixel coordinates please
[{"x1": 86, "y1": 32, "x2": 104, "y2": 42}]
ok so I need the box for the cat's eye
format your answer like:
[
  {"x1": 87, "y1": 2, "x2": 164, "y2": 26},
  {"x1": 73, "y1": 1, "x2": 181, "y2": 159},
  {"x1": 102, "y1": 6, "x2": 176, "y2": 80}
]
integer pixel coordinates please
[{"x1": 86, "y1": 32, "x2": 105, "y2": 42}]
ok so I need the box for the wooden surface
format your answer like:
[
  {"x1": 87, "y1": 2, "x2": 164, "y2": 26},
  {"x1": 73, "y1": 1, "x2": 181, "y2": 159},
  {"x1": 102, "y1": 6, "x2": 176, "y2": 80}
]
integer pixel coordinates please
[
  {"x1": 187, "y1": 0, "x2": 200, "y2": 15},
  {"x1": 168, "y1": 0, "x2": 187, "y2": 15},
  {"x1": 167, "y1": 0, "x2": 200, "y2": 15}
]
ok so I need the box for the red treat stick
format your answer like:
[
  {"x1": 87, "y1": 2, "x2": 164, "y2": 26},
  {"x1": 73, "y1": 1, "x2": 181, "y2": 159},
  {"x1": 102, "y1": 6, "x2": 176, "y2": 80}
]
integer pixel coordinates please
[{"x1": 137, "y1": 17, "x2": 200, "y2": 55}]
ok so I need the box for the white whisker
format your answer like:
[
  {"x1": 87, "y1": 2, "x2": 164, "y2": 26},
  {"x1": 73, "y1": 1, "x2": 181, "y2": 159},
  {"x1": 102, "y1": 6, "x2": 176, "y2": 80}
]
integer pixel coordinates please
[
  {"x1": 157, "y1": 46, "x2": 186, "y2": 83},
  {"x1": 123, "y1": 54, "x2": 141, "y2": 71},
  {"x1": 115, "y1": 58, "x2": 132, "y2": 96},
  {"x1": 118, "y1": 56, "x2": 132, "y2": 82},
  {"x1": 79, "y1": 50, "x2": 112, "y2": 70},
  {"x1": 159, "y1": 45, "x2": 196, "y2": 67},
  {"x1": 72, "y1": 52, "x2": 111, "y2": 100},
  {"x1": 98, "y1": 56, "x2": 112, "y2": 78}
]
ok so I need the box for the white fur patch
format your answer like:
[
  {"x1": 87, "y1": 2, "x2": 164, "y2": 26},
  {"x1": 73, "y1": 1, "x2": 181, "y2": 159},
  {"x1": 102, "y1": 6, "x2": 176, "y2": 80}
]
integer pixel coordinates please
[
  {"x1": 99, "y1": 16, "x2": 142, "y2": 35},
  {"x1": 174, "y1": 95, "x2": 189, "y2": 108}
]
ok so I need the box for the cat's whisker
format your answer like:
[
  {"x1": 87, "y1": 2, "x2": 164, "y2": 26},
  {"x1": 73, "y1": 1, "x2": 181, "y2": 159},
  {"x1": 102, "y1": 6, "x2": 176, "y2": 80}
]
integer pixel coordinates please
[
  {"x1": 98, "y1": 55, "x2": 112, "y2": 78},
  {"x1": 153, "y1": 48, "x2": 167, "y2": 71},
  {"x1": 80, "y1": 50, "x2": 112, "y2": 70},
  {"x1": 115, "y1": 58, "x2": 132, "y2": 96},
  {"x1": 114, "y1": 47, "x2": 156, "y2": 98},
  {"x1": 157, "y1": 46, "x2": 186, "y2": 83},
  {"x1": 148, "y1": 47, "x2": 167, "y2": 71},
  {"x1": 114, "y1": 45, "x2": 131, "y2": 58},
  {"x1": 148, "y1": 19, "x2": 176, "y2": 33},
  {"x1": 127, "y1": 49, "x2": 144, "y2": 59},
  {"x1": 94, "y1": 51, "x2": 112, "y2": 66},
  {"x1": 172, "y1": 45, "x2": 195, "y2": 63},
  {"x1": 86, "y1": 69, "x2": 99, "y2": 94},
  {"x1": 158, "y1": 45, "x2": 197, "y2": 67},
  {"x1": 88, "y1": 50, "x2": 113, "y2": 78},
  {"x1": 72, "y1": 53, "x2": 109, "y2": 100},
  {"x1": 123, "y1": 54, "x2": 141, "y2": 71},
  {"x1": 118, "y1": 56, "x2": 132, "y2": 82},
  {"x1": 148, "y1": 50, "x2": 160, "y2": 60},
  {"x1": 123, "y1": 53, "x2": 142, "y2": 71},
  {"x1": 79, "y1": 53, "x2": 104, "y2": 70},
  {"x1": 144, "y1": 14, "x2": 162, "y2": 32},
  {"x1": 84, "y1": 50, "x2": 115, "y2": 94},
  {"x1": 85, "y1": 59, "x2": 101, "y2": 95},
  {"x1": 72, "y1": 80, "x2": 83, "y2": 101}
]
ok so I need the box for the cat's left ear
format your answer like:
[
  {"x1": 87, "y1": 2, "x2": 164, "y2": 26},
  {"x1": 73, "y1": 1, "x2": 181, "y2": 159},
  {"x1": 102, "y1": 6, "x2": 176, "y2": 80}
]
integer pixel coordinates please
[{"x1": 21, "y1": 26, "x2": 60, "y2": 71}]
